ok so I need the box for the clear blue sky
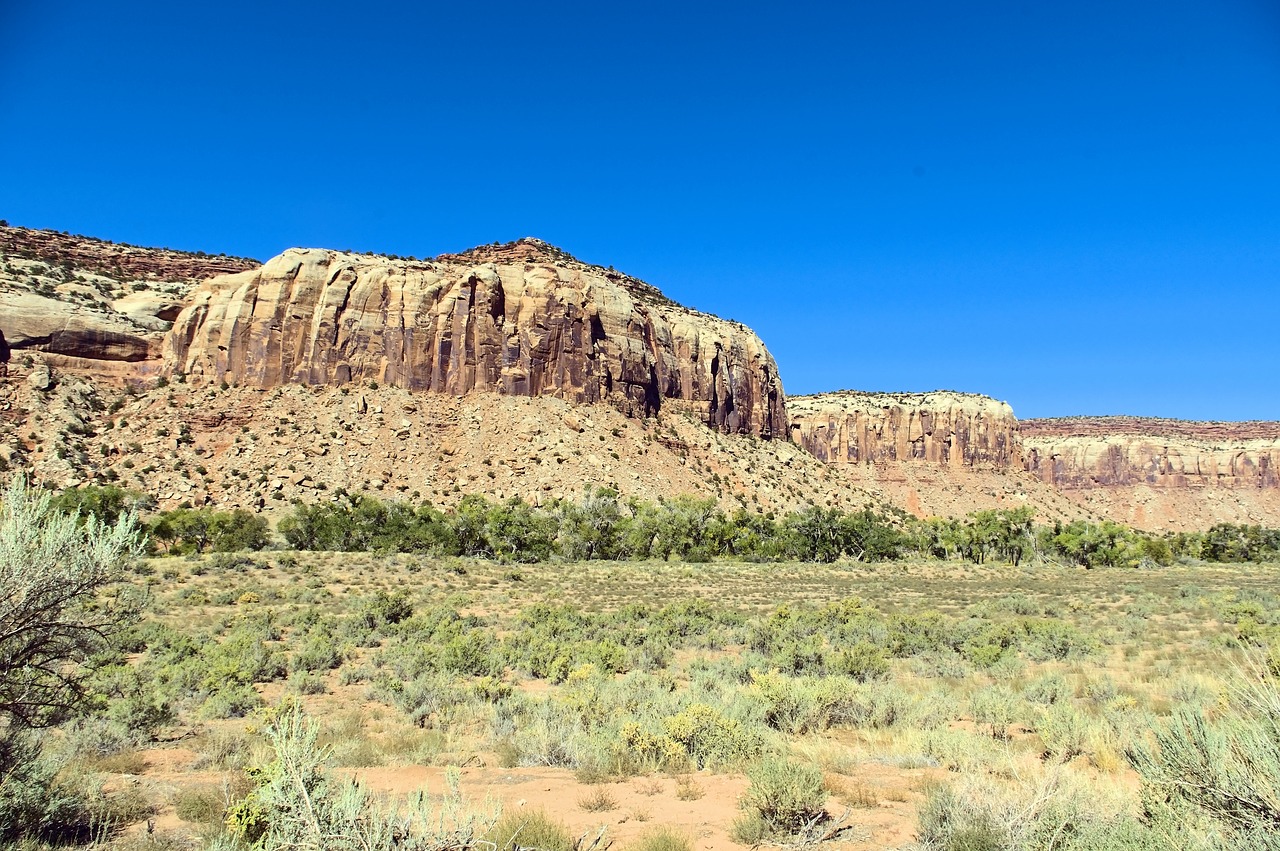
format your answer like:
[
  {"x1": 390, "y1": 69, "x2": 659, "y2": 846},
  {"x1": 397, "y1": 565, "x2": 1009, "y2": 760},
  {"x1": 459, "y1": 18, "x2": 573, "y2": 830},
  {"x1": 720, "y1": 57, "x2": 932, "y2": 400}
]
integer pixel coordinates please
[{"x1": 3, "y1": 1, "x2": 1278, "y2": 421}]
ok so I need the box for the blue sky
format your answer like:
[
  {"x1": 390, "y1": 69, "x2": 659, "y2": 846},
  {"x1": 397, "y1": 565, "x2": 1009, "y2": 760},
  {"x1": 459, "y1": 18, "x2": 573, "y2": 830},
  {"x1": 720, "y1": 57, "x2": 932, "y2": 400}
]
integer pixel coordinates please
[{"x1": 3, "y1": 1, "x2": 1278, "y2": 420}]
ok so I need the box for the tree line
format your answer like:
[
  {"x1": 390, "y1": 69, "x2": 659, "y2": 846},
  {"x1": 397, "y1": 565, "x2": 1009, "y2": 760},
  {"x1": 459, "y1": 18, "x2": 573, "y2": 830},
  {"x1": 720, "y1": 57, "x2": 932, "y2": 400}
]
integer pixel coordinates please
[{"x1": 46, "y1": 484, "x2": 1280, "y2": 566}]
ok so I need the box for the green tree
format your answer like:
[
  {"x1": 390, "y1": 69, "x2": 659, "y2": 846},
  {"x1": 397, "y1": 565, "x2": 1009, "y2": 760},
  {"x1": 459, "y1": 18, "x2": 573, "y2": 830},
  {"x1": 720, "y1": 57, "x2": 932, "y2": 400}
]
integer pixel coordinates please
[
  {"x1": 49, "y1": 484, "x2": 152, "y2": 529},
  {"x1": 209, "y1": 508, "x2": 270, "y2": 551},
  {"x1": 781, "y1": 505, "x2": 845, "y2": 563},
  {"x1": 556, "y1": 488, "x2": 625, "y2": 560},
  {"x1": 484, "y1": 497, "x2": 555, "y2": 563}
]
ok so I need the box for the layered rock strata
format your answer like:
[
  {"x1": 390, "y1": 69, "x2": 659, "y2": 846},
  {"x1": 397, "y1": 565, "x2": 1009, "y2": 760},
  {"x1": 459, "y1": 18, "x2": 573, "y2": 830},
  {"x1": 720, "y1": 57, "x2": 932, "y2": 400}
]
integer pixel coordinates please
[
  {"x1": 788, "y1": 391, "x2": 1019, "y2": 468},
  {"x1": 1022, "y1": 417, "x2": 1280, "y2": 491},
  {"x1": 0, "y1": 224, "x2": 258, "y2": 283},
  {"x1": 165, "y1": 239, "x2": 786, "y2": 438}
]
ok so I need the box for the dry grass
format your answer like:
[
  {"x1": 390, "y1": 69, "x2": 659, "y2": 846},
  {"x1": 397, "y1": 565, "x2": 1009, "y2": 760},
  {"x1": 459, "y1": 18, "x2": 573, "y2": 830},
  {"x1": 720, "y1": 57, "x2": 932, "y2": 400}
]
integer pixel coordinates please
[{"x1": 105, "y1": 551, "x2": 1280, "y2": 849}]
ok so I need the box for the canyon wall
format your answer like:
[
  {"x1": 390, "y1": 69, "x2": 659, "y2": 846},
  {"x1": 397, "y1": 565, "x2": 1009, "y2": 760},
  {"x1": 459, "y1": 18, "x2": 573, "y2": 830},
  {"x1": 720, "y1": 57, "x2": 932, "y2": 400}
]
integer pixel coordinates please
[
  {"x1": 1022, "y1": 417, "x2": 1280, "y2": 490},
  {"x1": 1019, "y1": 418, "x2": 1280, "y2": 529},
  {"x1": 165, "y1": 239, "x2": 786, "y2": 438},
  {"x1": 788, "y1": 390, "x2": 1019, "y2": 468}
]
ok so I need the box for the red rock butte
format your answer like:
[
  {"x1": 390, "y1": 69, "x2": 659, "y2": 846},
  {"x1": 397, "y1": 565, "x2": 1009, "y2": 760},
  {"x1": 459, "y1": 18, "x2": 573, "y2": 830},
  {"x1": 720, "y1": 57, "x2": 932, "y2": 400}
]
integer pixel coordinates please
[{"x1": 164, "y1": 238, "x2": 787, "y2": 439}]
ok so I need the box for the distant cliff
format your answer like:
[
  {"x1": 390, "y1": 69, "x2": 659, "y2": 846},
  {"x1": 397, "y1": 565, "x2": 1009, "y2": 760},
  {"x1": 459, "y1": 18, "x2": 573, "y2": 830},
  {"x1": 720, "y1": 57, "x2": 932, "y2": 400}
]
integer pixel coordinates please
[
  {"x1": 1022, "y1": 417, "x2": 1280, "y2": 490},
  {"x1": 0, "y1": 224, "x2": 258, "y2": 283},
  {"x1": 788, "y1": 391, "x2": 1019, "y2": 468},
  {"x1": 164, "y1": 239, "x2": 787, "y2": 438}
]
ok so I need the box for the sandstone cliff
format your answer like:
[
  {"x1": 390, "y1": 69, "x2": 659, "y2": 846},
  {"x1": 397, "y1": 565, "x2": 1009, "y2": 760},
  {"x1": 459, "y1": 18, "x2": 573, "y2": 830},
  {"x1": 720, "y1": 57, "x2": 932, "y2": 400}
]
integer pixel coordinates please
[
  {"x1": 788, "y1": 390, "x2": 1019, "y2": 467},
  {"x1": 165, "y1": 239, "x2": 786, "y2": 438},
  {"x1": 1019, "y1": 417, "x2": 1280, "y2": 530},
  {"x1": 1022, "y1": 417, "x2": 1280, "y2": 490}
]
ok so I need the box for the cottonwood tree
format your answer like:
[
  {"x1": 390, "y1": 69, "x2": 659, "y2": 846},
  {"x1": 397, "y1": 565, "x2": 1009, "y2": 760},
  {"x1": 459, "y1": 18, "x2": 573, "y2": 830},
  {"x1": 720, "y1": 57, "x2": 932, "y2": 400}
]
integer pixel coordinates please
[{"x1": 0, "y1": 475, "x2": 141, "y2": 731}]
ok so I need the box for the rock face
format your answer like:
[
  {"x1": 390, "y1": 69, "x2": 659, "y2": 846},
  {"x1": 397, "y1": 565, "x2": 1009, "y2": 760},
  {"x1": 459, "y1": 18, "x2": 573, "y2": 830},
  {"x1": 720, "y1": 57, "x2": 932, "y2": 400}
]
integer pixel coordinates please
[
  {"x1": 1, "y1": 224, "x2": 258, "y2": 368},
  {"x1": 1022, "y1": 418, "x2": 1280, "y2": 490},
  {"x1": 165, "y1": 239, "x2": 787, "y2": 438},
  {"x1": 788, "y1": 391, "x2": 1019, "y2": 468},
  {"x1": 0, "y1": 290, "x2": 154, "y2": 362}
]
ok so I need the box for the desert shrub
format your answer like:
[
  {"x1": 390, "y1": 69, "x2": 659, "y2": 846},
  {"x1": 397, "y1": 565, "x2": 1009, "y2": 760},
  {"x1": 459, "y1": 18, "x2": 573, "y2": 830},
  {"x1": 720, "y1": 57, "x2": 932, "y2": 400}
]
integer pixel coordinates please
[
  {"x1": 921, "y1": 728, "x2": 1010, "y2": 774},
  {"x1": 749, "y1": 671, "x2": 859, "y2": 734},
  {"x1": 1036, "y1": 703, "x2": 1092, "y2": 762},
  {"x1": 627, "y1": 826, "x2": 693, "y2": 851},
  {"x1": 663, "y1": 703, "x2": 762, "y2": 769},
  {"x1": 360, "y1": 589, "x2": 414, "y2": 628},
  {"x1": 887, "y1": 610, "x2": 953, "y2": 656},
  {"x1": 916, "y1": 783, "x2": 1005, "y2": 851},
  {"x1": 173, "y1": 785, "x2": 226, "y2": 825},
  {"x1": 1024, "y1": 672, "x2": 1070, "y2": 706},
  {"x1": 729, "y1": 811, "x2": 770, "y2": 846},
  {"x1": 577, "y1": 786, "x2": 617, "y2": 812},
  {"x1": 372, "y1": 671, "x2": 473, "y2": 729},
  {"x1": 225, "y1": 705, "x2": 496, "y2": 850},
  {"x1": 286, "y1": 670, "x2": 328, "y2": 695},
  {"x1": 485, "y1": 809, "x2": 574, "y2": 851},
  {"x1": 619, "y1": 702, "x2": 760, "y2": 772},
  {"x1": 202, "y1": 626, "x2": 288, "y2": 688},
  {"x1": 739, "y1": 758, "x2": 827, "y2": 836},
  {"x1": 200, "y1": 682, "x2": 263, "y2": 719},
  {"x1": 291, "y1": 628, "x2": 345, "y2": 672},
  {"x1": 510, "y1": 701, "x2": 583, "y2": 768},
  {"x1": 912, "y1": 649, "x2": 973, "y2": 679},
  {"x1": 61, "y1": 715, "x2": 135, "y2": 759},
  {"x1": 830, "y1": 640, "x2": 891, "y2": 681},
  {"x1": 1126, "y1": 661, "x2": 1280, "y2": 847},
  {"x1": 0, "y1": 733, "x2": 99, "y2": 845},
  {"x1": 970, "y1": 686, "x2": 1022, "y2": 739},
  {"x1": 918, "y1": 768, "x2": 1170, "y2": 851}
]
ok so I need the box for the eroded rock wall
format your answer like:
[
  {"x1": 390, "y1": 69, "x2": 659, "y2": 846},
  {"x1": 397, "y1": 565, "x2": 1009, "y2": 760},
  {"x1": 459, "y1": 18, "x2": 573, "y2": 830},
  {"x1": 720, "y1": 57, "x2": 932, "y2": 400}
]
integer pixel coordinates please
[
  {"x1": 1022, "y1": 418, "x2": 1280, "y2": 490},
  {"x1": 788, "y1": 391, "x2": 1019, "y2": 468},
  {"x1": 165, "y1": 239, "x2": 786, "y2": 438}
]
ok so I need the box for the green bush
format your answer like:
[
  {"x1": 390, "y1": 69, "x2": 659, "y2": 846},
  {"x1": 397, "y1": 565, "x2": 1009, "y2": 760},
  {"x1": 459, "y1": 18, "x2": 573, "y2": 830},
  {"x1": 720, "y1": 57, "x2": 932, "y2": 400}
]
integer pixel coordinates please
[
  {"x1": 970, "y1": 686, "x2": 1022, "y2": 740},
  {"x1": 916, "y1": 784, "x2": 1004, "y2": 851},
  {"x1": 0, "y1": 733, "x2": 98, "y2": 845},
  {"x1": 662, "y1": 703, "x2": 761, "y2": 769},
  {"x1": 739, "y1": 758, "x2": 827, "y2": 836},
  {"x1": 1036, "y1": 703, "x2": 1091, "y2": 762},
  {"x1": 830, "y1": 641, "x2": 891, "y2": 682}
]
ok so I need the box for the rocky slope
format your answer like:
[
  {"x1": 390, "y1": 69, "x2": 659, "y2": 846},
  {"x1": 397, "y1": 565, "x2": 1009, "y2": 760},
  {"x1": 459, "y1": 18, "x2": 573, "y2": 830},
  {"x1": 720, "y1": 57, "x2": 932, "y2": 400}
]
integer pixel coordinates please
[
  {"x1": 0, "y1": 224, "x2": 258, "y2": 371},
  {"x1": 165, "y1": 239, "x2": 785, "y2": 439},
  {"x1": 1021, "y1": 417, "x2": 1280, "y2": 529},
  {"x1": 0, "y1": 224, "x2": 258, "y2": 282},
  {"x1": 783, "y1": 390, "x2": 1086, "y2": 522},
  {"x1": 0, "y1": 367, "x2": 1093, "y2": 524}
]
